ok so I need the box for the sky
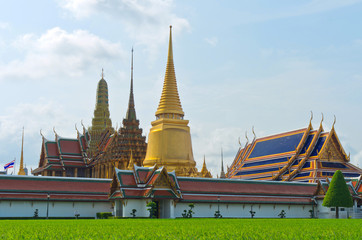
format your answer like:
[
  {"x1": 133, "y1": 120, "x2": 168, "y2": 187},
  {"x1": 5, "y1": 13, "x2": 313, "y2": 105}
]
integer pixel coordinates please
[{"x1": 1, "y1": 0, "x2": 362, "y2": 176}]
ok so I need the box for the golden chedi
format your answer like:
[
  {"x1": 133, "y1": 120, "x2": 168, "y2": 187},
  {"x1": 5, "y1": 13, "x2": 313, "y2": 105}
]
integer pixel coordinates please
[{"x1": 143, "y1": 26, "x2": 198, "y2": 177}]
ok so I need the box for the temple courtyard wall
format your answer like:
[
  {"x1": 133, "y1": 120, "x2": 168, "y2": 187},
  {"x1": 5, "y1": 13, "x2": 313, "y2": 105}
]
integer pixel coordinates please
[{"x1": 0, "y1": 200, "x2": 112, "y2": 218}]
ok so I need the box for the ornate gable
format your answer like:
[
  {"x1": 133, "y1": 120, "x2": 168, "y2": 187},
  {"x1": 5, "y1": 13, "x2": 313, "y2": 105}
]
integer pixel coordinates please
[{"x1": 318, "y1": 128, "x2": 348, "y2": 162}]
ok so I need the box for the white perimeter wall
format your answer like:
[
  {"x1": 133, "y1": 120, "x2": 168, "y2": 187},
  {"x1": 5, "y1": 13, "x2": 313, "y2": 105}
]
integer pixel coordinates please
[
  {"x1": 0, "y1": 201, "x2": 112, "y2": 218},
  {"x1": 121, "y1": 199, "x2": 149, "y2": 218},
  {"x1": 174, "y1": 202, "x2": 313, "y2": 218}
]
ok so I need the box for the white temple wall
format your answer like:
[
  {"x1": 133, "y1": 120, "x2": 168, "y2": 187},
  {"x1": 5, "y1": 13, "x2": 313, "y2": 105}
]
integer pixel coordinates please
[
  {"x1": 174, "y1": 202, "x2": 313, "y2": 218},
  {"x1": 316, "y1": 200, "x2": 350, "y2": 219},
  {"x1": 0, "y1": 200, "x2": 112, "y2": 218},
  {"x1": 122, "y1": 199, "x2": 149, "y2": 218}
]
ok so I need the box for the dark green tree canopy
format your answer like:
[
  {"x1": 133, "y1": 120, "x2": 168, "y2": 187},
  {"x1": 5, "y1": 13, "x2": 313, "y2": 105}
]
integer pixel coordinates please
[{"x1": 322, "y1": 170, "x2": 353, "y2": 208}]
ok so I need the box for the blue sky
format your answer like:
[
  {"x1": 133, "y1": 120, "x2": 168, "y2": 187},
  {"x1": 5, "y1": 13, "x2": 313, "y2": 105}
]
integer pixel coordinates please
[{"x1": 1, "y1": 0, "x2": 362, "y2": 176}]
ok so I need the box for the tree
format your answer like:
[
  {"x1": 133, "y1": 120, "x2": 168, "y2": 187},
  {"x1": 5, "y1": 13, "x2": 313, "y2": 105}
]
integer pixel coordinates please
[
  {"x1": 322, "y1": 170, "x2": 353, "y2": 218},
  {"x1": 146, "y1": 201, "x2": 157, "y2": 218}
]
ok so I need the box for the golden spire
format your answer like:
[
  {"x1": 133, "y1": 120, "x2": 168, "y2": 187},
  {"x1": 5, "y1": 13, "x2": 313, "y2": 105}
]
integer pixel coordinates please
[
  {"x1": 155, "y1": 25, "x2": 184, "y2": 118},
  {"x1": 127, "y1": 150, "x2": 135, "y2": 170},
  {"x1": 18, "y1": 127, "x2": 26, "y2": 175}
]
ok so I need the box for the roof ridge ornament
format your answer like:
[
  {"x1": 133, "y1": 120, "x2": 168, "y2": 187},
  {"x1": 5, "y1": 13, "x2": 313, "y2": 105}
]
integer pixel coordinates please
[
  {"x1": 320, "y1": 113, "x2": 324, "y2": 128},
  {"x1": 310, "y1": 111, "x2": 313, "y2": 124},
  {"x1": 252, "y1": 126, "x2": 256, "y2": 140},
  {"x1": 245, "y1": 131, "x2": 249, "y2": 143},
  {"x1": 332, "y1": 115, "x2": 336, "y2": 129}
]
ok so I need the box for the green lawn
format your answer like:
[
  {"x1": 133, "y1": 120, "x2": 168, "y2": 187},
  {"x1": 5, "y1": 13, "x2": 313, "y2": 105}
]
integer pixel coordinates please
[{"x1": 0, "y1": 219, "x2": 361, "y2": 239}]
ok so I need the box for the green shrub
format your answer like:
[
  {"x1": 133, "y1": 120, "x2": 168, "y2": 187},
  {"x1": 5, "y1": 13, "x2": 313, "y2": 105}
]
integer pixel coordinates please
[
  {"x1": 96, "y1": 212, "x2": 113, "y2": 219},
  {"x1": 146, "y1": 201, "x2": 157, "y2": 218},
  {"x1": 182, "y1": 203, "x2": 195, "y2": 218},
  {"x1": 278, "y1": 210, "x2": 286, "y2": 218}
]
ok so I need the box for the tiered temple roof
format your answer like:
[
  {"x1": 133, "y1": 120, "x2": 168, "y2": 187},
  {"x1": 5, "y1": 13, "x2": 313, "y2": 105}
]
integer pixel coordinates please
[
  {"x1": 227, "y1": 118, "x2": 362, "y2": 182},
  {"x1": 109, "y1": 165, "x2": 318, "y2": 205},
  {"x1": 89, "y1": 49, "x2": 147, "y2": 178},
  {"x1": 32, "y1": 127, "x2": 90, "y2": 177}
]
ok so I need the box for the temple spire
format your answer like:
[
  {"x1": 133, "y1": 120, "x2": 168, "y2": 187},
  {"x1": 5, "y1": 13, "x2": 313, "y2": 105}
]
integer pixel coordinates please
[
  {"x1": 18, "y1": 127, "x2": 26, "y2": 175},
  {"x1": 220, "y1": 147, "x2": 226, "y2": 179},
  {"x1": 155, "y1": 25, "x2": 184, "y2": 118},
  {"x1": 126, "y1": 48, "x2": 136, "y2": 121}
]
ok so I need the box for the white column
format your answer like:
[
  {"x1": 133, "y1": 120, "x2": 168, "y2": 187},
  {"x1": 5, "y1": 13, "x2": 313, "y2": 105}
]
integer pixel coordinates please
[{"x1": 170, "y1": 200, "x2": 175, "y2": 219}]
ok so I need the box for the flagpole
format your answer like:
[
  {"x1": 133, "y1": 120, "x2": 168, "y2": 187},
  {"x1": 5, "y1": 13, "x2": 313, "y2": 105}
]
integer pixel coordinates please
[{"x1": 13, "y1": 157, "x2": 16, "y2": 175}]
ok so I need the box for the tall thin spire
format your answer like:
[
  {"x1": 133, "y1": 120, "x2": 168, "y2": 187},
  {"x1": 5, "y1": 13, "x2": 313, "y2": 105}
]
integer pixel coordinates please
[
  {"x1": 126, "y1": 48, "x2": 136, "y2": 121},
  {"x1": 155, "y1": 25, "x2": 184, "y2": 118},
  {"x1": 220, "y1": 147, "x2": 226, "y2": 178},
  {"x1": 18, "y1": 127, "x2": 26, "y2": 175}
]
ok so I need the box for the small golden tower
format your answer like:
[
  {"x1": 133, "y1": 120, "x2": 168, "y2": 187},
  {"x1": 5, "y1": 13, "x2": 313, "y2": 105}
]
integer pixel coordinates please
[
  {"x1": 143, "y1": 26, "x2": 198, "y2": 176},
  {"x1": 18, "y1": 127, "x2": 26, "y2": 175},
  {"x1": 88, "y1": 69, "x2": 114, "y2": 156},
  {"x1": 200, "y1": 155, "x2": 212, "y2": 178}
]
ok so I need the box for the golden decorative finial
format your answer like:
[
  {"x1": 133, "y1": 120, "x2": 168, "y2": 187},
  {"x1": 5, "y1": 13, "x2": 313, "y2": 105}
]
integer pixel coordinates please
[
  {"x1": 53, "y1": 127, "x2": 57, "y2": 135},
  {"x1": 18, "y1": 127, "x2": 26, "y2": 175},
  {"x1": 320, "y1": 113, "x2": 324, "y2": 127},
  {"x1": 332, "y1": 115, "x2": 336, "y2": 129},
  {"x1": 155, "y1": 25, "x2": 184, "y2": 117},
  {"x1": 127, "y1": 150, "x2": 135, "y2": 170},
  {"x1": 40, "y1": 129, "x2": 44, "y2": 138},
  {"x1": 101, "y1": 68, "x2": 104, "y2": 79},
  {"x1": 310, "y1": 111, "x2": 313, "y2": 124},
  {"x1": 238, "y1": 137, "x2": 241, "y2": 147},
  {"x1": 252, "y1": 126, "x2": 256, "y2": 140},
  {"x1": 245, "y1": 131, "x2": 249, "y2": 143}
]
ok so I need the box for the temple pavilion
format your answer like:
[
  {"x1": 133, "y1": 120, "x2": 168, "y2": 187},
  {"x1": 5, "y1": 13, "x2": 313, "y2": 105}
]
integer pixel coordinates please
[{"x1": 227, "y1": 115, "x2": 362, "y2": 182}]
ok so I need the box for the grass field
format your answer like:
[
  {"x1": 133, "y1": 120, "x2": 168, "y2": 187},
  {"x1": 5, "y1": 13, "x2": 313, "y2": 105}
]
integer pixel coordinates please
[{"x1": 0, "y1": 218, "x2": 361, "y2": 239}]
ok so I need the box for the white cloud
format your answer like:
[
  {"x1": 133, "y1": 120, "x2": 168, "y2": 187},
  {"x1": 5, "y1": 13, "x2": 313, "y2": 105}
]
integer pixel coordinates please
[
  {"x1": 0, "y1": 100, "x2": 76, "y2": 142},
  {"x1": 59, "y1": 0, "x2": 190, "y2": 57},
  {"x1": 205, "y1": 37, "x2": 218, "y2": 47},
  {"x1": 0, "y1": 22, "x2": 10, "y2": 30},
  {"x1": 239, "y1": 0, "x2": 362, "y2": 24},
  {"x1": 0, "y1": 27, "x2": 124, "y2": 81}
]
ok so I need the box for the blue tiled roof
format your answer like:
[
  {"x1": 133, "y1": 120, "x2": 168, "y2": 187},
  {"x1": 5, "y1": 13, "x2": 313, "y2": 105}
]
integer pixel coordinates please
[
  {"x1": 248, "y1": 133, "x2": 304, "y2": 159},
  {"x1": 235, "y1": 166, "x2": 280, "y2": 176},
  {"x1": 242, "y1": 157, "x2": 288, "y2": 168},
  {"x1": 294, "y1": 172, "x2": 311, "y2": 178},
  {"x1": 310, "y1": 136, "x2": 326, "y2": 156},
  {"x1": 301, "y1": 161, "x2": 311, "y2": 169},
  {"x1": 300, "y1": 134, "x2": 314, "y2": 154},
  {"x1": 321, "y1": 162, "x2": 347, "y2": 169}
]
